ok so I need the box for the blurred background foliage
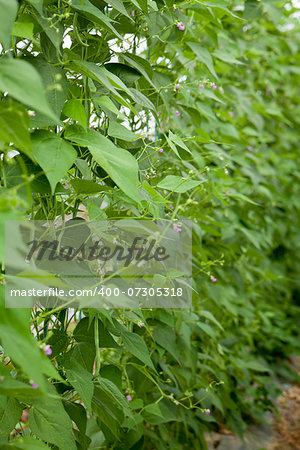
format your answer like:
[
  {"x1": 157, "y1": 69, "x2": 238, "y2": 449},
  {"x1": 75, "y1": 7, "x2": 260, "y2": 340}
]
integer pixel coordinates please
[{"x1": 0, "y1": 0, "x2": 300, "y2": 448}]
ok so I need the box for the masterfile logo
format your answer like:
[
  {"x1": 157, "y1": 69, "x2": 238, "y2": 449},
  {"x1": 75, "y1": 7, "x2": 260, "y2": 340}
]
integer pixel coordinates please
[{"x1": 5, "y1": 219, "x2": 192, "y2": 308}]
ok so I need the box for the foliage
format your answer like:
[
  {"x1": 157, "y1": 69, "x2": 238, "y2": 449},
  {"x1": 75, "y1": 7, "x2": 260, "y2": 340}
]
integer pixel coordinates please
[{"x1": 0, "y1": 0, "x2": 300, "y2": 448}]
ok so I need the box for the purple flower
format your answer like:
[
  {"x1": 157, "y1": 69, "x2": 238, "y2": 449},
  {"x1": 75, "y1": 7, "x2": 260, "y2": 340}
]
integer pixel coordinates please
[
  {"x1": 44, "y1": 345, "x2": 52, "y2": 356},
  {"x1": 173, "y1": 224, "x2": 182, "y2": 232},
  {"x1": 175, "y1": 401, "x2": 179, "y2": 405},
  {"x1": 130, "y1": 10, "x2": 135, "y2": 17},
  {"x1": 200, "y1": 84, "x2": 205, "y2": 89},
  {"x1": 157, "y1": 111, "x2": 162, "y2": 117},
  {"x1": 175, "y1": 111, "x2": 181, "y2": 116},
  {"x1": 176, "y1": 22, "x2": 185, "y2": 31},
  {"x1": 138, "y1": 322, "x2": 145, "y2": 328},
  {"x1": 169, "y1": 205, "x2": 174, "y2": 210},
  {"x1": 211, "y1": 276, "x2": 217, "y2": 283},
  {"x1": 211, "y1": 83, "x2": 217, "y2": 90},
  {"x1": 229, "y1": 112, "x2": 234, "y2": 117},
  {"x1": 205, "y1": 409, "x2": 210, "y2": 415},
  {"x1": 175, "y1": 84, "x2": 180, "y2": 90},
  {"x1": 158, "y1": 148, "x2": 163, "y2": 153},
  {"x1": 169, "y1": 394, "x2": 174, "y2": 399},
  {"x1": 248, "y1": 146, "x2": 253, "y2": 151},
  {"x1": 30, "y1": 382, "x2": 39, "y2": 389},
  {"x1": 126, "y1": 395, "x2": 132, "y2": 401}
]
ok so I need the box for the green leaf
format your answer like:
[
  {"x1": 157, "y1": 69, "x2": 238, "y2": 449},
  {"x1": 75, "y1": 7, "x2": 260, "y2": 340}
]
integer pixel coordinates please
[
  {"x1": 64, "y1": 358, "x2": 94, "y2": 413},
  {"x1": 128, "y1": 88, "x2": 156, "y2": 110},
  {"x1": 32, "y1": 132, "x2": 77, "y2": 193},
  {"x1": 108, "y1": 122, "x2": 137, "y2": 142},
  {"x1": 62, "y1": 99, "x2": 87, "y2": 129},
  {"x1": 197, "y1": 1, "x2": 241, "y2": 19},
  {"x1": 26, "y1": 0, "x2": 43, "y2": 15},
  {"x1": 0, "y1": 59, "x2": 59, "y2": 122},
  {"x1": 64, "y1": 401, "x2": 87, "y2": 435},
  {"x1": 1, "y1": 436, "x2": 50, "y2": 449},
  {"x1": 73, "y1": 317, "x2": 119, "y2": 349},
  {"x1": 169, "y1": 131, "x2": 191, "y2": 154},
  {"x1": 70, "y1": 179, "x2": 105, "y2": 194},
  {"x1": 103, "y1": 0, "x2": 131, "y2": 19},
  {"x1": 29, "y1": 384, "x2": 77, "y2": 450},
  {"x1": 71, "y1": 60, "x2": 133, "y2": 111},
  {"x1": 121, "y1": 53, "x2": 155, "y2": 88},
  {"x1": 187, "y1": 42, "x2": 218, "y2": 79},
  {"x1": 213, "y1": 50, "x2": 244, "y2": 65},
  {"x1": 0, "y1": 397, "x2": 22, "y2": 439},
  {"x1": 157, "y1": 175, "x2": 201, "y2": 193},
  {"x1": 71, "y1": 0, "x2": 122, "y2": 39},
  {"x1": 13, "y1": 19, "x2": 36, "y2": 41},
  {"x1": 100, "y1": 365, "x2": 122, "y2": 391},
  {"x1": 96, "y1": 377, "x2": 132, "y2": 417},
  {"x1": 30, "y1": 59, "x2": 68, "y2": 128},
  {"x1": 94, "y1": 96, "x2": 123, "y2": 116},
  {"x1": 0, "y1": 101, "x2": 32, "y2": 158},
  {"x1": 67, "y1": 342, "x2": 95, "y2": 373},
  {"x1": 65, "y1": 126, "x2": 140, "y2": 202},
  {"x1": 121, "y1": 330, "x2": 155, "y2": 370},
  {"x1": 0, "y1": 378, "x2": 43, "y2": 400},
  {"x1": 0, "y1": 0, "x2": 18, "y2": 50},
  {"x1": 197, "y1": 321, "x2": 216, "y2": 340},
  {"x1": 200, "y1": 310, "x2": 224, "y2": 331},
  {"x1": 227, "y1": 192, "x2": 259, "y2": 205},
  {"x1": 0, "y1": 304, "x2": 61, "y2": 392},
  {"x1": 153, "y1": 326, "x2": 180, "y2": 363}
]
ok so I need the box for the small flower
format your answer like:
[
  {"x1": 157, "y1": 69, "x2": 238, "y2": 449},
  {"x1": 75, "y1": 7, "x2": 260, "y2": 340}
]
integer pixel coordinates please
[
  {"x1": 211, "y1": 276, "x2": 217, "y2": 283},
  {"x1": 225, "y1": 191, "x2": 229, "y2": 195},
  {"x1": 225, "y1": 169, "x2": 229, "y2": 175},
  {"x1": 28, "y1": 110, "x2": 36, "y2": 117},
  {"x1": 44, "y1": 345, "x2": 52, "y2": 356},
  {"x1": 30, "y1": 381, "x2": 39, "y2": 389},
  {"x1": 145, "y1": 174, "x2": 150, "y2": 179},
  {"x1": 229, "y1": 112, "x2": 234, "y2": 117},
  {"x1": 169, "y1": 394, "x2": 174, "y2": 399},
  {"x1": 175, "y1": 111, "x2": 181, "y2": 116},
  {"x1": 248, "y1": 146, "x2": 253, "y2": 151},
  {"x1": 173, "y1": 224, "x2": 182, "y2": 233},
  {"x1": 205, "y1": 409, "x2": 211, "y2": 415},
  {"x1": 157, "y1": 111, "x2": 162, "y2": 117},
  {"x1": 126, "y1": 395, "x2": 132, "y2": 401},
  {"x1": 158, "y1": 148, "x2": 163, "y2": 153},
  {"x1": 174, "y1": 84, "x2": 180, "y2": 90},
  {"x1": 138, "y1": 322, "x2": 145, "y2": 328},
  {"x1": 64, "y1": 185, "x2": 69, "y2": 189},
  {"x1": 210, "y1": 83, "x2": 217, "y2": 90},
  {"x1": 200, "y1": 84, "x2": 205, "y2": 89},
  {"x1": 169, "y1": 204, "x2": 174, "y2": 210},
  {"x1": 175, "y1": 401, "x2": 179, "y2": 405},
  {"x1": 176, "y1": 22, "x2": 185, "y2": 31},
  {"x1": 130, "y1": 10, "x2": 135, "y2": 17}
]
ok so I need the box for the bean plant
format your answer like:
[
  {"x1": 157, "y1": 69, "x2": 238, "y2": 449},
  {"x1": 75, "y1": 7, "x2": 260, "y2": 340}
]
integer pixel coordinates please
[{"x1": 0, "y1": 0, "x2": 300, "y2": 449}]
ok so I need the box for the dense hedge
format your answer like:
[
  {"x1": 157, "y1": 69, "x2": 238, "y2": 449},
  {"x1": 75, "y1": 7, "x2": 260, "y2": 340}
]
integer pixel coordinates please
[{"x1": 0, "y1": 0, "x2": 300, "y2": 448}]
